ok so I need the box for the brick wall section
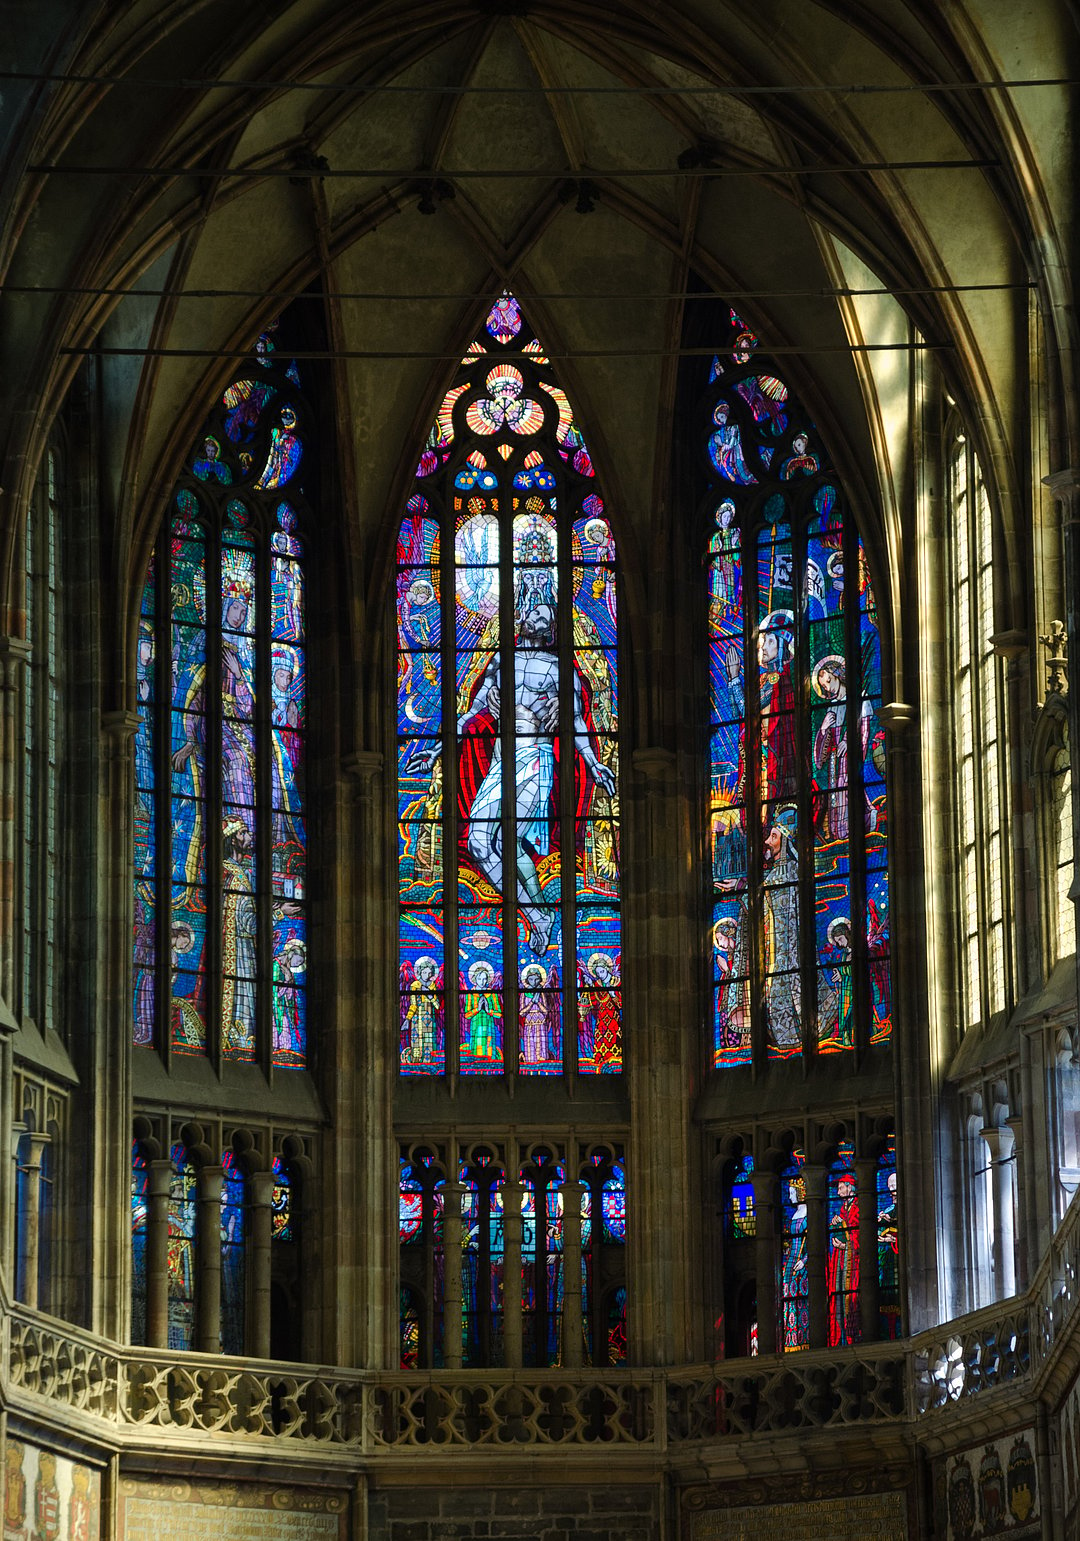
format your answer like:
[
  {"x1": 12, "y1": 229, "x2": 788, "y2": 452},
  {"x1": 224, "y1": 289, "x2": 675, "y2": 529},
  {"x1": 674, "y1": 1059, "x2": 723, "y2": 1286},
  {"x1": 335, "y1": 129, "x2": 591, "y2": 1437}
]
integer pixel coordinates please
[{"x1": 369, "y1": 1484, "x2": 659, "y2": 1541}]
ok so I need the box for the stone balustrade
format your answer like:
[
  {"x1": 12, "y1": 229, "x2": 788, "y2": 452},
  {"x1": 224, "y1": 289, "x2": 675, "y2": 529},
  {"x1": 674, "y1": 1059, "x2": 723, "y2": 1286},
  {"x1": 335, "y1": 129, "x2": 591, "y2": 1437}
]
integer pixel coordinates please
[{"x1": 11, "y1": 1180, "x2": 1080, "y2": 1458}]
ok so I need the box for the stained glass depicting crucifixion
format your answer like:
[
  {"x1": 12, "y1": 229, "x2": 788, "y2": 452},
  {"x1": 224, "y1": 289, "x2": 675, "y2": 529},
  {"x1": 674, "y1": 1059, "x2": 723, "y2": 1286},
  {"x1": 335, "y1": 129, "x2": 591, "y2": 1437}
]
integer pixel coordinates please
[{"x1": 396, "y1": 294, "x2": 621, "y2": 1078}]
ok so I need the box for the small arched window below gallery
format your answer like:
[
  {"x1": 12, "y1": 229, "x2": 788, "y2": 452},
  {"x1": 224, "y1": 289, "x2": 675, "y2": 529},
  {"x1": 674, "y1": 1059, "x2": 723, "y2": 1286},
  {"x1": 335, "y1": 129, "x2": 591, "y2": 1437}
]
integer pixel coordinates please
[
  {"x1": 714, "y1": 1127, "x2": 899, "y2": 1357},
  {"x1": 131, "y1": 1133, "x2": 303, "y2": 1355},
  {"x1": 398, "y1": 1141, "x2": 626, "y2": 1370}
]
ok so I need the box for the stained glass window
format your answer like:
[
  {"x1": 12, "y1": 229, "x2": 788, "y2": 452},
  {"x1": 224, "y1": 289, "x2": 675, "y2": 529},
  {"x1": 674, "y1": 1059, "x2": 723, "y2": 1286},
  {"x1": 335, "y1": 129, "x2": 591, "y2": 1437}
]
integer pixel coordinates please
[
  {"x1": 134, "y1": 323, "x2": 309, "y2": 1067},
  {"x1": 948, "y1": 421, "x2": 1008, "y2": 1030},
  {"x1": 131, "y1": 1144, "x2": 148, "y2": 1344},
  {"x1": 397, "y1": 294, "x2": 620, "y2": 1078},
  {"x1": 23, "y1": 445, "x2": 62, "y2": 1031},
  {"x1": 877, "y1": 1134, "x2": 900, "y2": 1338},
  {"x1": 705, "y1": 311, "x2": 889, "y2": 1067},
  {"x1": 221, "y1": 1150, "x2": 245, "y2": 1354},
  {"x1": 398, "y1": 1144, "x2": 625, "y2": 1369},
  {"x1": 167, "y1": 1143, "x2": 196, "y2": 1350},
  {"x1": 826, "y1": 1141, "x2": 859, "y2": 1346},
  {"x1": 779, "y1": 1150, "x2": 808, "y2": 1351},
  {"x1": 726, "y1": 1152, "x2": 755, "y2": 1241}
]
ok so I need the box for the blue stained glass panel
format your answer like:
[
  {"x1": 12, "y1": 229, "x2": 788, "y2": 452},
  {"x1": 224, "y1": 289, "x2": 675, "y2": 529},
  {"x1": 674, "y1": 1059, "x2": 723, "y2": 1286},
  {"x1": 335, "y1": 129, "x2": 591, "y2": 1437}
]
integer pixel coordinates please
[
  {"x1": 578, "y1": 906, "x2": 621, "y2": 1074},
  {"x1": 573, "y1": 565, "x2": 617, "y2": 649},
  {"x1": 399, "y1": 649, "x2": 442, "y2": 736},
  {"x1": 400, "y1": 909, "x2": 445, "y2": 1074},
  {"x1": 827, "y1": 1141, "x2": 859, "y2": 1347},
  {"x1": 602, "y1": 1159, "x2": 626, "y2": 1242},
  {"x1": 780, "y1": 1151, "x2": 808, "y2": 1351},
  {"x1": 271, "y1": 1157, "x2": 292, "y2": 1242},
  {"x1": 877, "y1": 1135, "x2": 899, "y2": 1338},
  {"x1": 459, "y1": 906, "x2": 504, "y2": 1075},
  {"x1": 131, "y1": 1146, "x2": 148, "y2": 1342},
  {"x1": 273, "y1": 909, "x2": 306, "y2": 1066},
  {"x1": 271, "y1": 550, "x2": 304, "y2": 641},
  {"x1": 714, "y1": 896, "x2": 751, "y2": 1067},
  {"x1": 222, "y1": 633, "x2": 256, "y2": 717},
  {"x1": 167, "y1": 1144, "x2": 196, "y2": 1350},
  {"x1": 221, "y1": 1151, "x2": 246, "y2": 1354},
  {"x1": 255, "y1": 406, "x2": 302, "y2": 489},
  {"x1": 726, "y1": 1154, "x2": 755, "y2": 1240}
]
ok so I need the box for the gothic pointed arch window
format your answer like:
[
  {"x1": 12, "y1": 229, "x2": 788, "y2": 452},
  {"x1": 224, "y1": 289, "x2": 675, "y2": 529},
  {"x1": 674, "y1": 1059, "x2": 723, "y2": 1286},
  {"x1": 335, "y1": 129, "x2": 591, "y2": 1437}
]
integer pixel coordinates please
[
  {"x1": 704, "y1": 309, "x2": 890, "y2": 1068},
  {"x1": 396, "y1": 293, "x2": 621, "y2": 1079},
  {"x1": 133, "y1": 323, "x2": 310, "y2": 1068}
]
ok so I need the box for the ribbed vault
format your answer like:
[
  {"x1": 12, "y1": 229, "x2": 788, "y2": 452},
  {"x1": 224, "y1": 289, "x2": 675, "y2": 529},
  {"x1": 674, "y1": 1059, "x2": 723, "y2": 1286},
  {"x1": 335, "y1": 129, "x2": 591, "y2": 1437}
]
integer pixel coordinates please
[{"x1": 0, "y1": 0, "x2": 1074, "y2": 701}]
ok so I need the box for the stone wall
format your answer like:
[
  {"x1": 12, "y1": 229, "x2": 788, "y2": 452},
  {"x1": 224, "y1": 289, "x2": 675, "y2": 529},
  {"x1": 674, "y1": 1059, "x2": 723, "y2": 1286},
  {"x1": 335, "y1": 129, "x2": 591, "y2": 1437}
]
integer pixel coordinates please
[{"x1": 367, "y1": 1484, "x2": 659, "y2": 1541}]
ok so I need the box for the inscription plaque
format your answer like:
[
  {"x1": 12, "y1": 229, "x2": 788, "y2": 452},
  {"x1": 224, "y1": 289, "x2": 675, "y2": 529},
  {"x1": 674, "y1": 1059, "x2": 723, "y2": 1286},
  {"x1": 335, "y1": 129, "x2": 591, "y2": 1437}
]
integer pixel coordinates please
[
  {"x1": 118, "y1": 1478, "x2": 348, "y2": 1541},
  {"x1": 691, "y1": 1490, "x2": 907, "y2": 1540}
]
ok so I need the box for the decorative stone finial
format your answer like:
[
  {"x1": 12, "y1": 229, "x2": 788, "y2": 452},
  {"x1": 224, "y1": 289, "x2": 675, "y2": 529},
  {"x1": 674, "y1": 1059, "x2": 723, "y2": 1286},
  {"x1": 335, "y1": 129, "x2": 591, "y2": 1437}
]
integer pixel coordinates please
[{"x1": 1040, "y1": 619, "x2": 1068, "y2": 696}]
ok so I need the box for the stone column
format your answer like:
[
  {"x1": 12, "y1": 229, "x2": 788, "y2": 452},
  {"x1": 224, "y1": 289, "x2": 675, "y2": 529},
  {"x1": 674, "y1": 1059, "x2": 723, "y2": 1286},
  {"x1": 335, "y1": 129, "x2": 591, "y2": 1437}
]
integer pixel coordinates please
[
  {"x1": 196, "y1": 1164, "x2": 224, "y2": 1352},
  {"x1": 749, "y1": 1170, "x2": 777, "y2": 1354},
  {"x1": 628, "y1": 746, "x2": 697, "y2": 1365},
  {"x1": 560, "y1": 1178, "x2": 585, "y2": 1368},
  {"x1": 0, "y1": 637, "x2": 30, "y2": 1012},
  {"x1": 6, "y1": 1119, "x2": 26, "y2": 1295},
  {"x1": 18, "y1": 1131, "x2": 48, "y2": 1309},
  {"x1": 442, "y1": 1179, "x2": 464, "y2": 1369},
  {"x1": 249, "y1": 1169, "x2": 275, "y2": 1358},
  {"x1": 980, "y1": 1126, "x2": 1017, "y2": 1299},
  {"x1": 145, "y1": 1158, "x2": 172, "y2": 1348},
  {"x1": 855, "y1": 1157, "x2": 880, "y2": 1343},
  {"x1": 342, "y1": 750, "x2": 393, "y2": 1369},
  {"x1": 1044, "y1": 471, "x2": 1080, "y2": 1070},
  {"x1": 0, "y1": 637, "x2": 30, "y2": 1301},
  {"x1": 95, "y1": 711, "x2": 139, "y2": 1341},
  {"x1": 1005, "y1": 1114, "x2": 1028, "y2": 1292},
  {"x1": 804, "y1": 1165, "x2": 829, "y2": 1349},
  {"x1": 502, "y1": 1173, "x2": 524, "y2": 1369}
]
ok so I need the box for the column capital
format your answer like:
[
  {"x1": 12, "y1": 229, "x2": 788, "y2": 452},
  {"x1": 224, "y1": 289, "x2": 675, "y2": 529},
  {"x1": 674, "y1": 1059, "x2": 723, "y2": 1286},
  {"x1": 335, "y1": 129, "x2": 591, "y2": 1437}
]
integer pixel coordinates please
[
  {"x1": 631, "y1": 746, "x2": 676, "y2": 782},
  {"x1": 22, "y1": 1130, "x2": 50, "y2": 1169},
  {"x1": 0, "y1": 634, "x2": 31, "y2": 687},
  {"x1": 748, "y1": 1169, "x2": 776, "y2": 1207},
  {"x1": 343, "y1": 749, "x2": 384, "y2": 784},
  {"x1": 801, "y1": 1163, "x2": 829, "y2": 1201},
  {"x1": 991, "y1": 629, "x2": 1028, "y2": 660},
  {"x1": 249, "y1": 1168, "x2": 275, "y2": 1207},
  {"x1": 979, "y1": 1125, "x2": 1016, "y2": 1161},
  {"x1": 100, "y1": 709, "x2": 139, "y2": 745},
  {"x1": 1043, "y1": 468, "x2": 1080, "y2": 512},
  {"x1": 879, "y1": 701, "x2": 917, "y2": 736},
  {"x1": 147, "y1": 1157, "x2": 173, "y2": 1200},
  {"x1": 196, "y1": 1163, "x2": 225, "y2": 1200}
]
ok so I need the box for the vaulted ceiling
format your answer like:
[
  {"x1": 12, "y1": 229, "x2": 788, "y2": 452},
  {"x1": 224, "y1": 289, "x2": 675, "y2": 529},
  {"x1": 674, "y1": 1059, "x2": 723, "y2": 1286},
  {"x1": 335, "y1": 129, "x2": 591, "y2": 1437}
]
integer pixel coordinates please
[{"x1": 0, "y1": 0, "x2": 1074, "y2": 686}]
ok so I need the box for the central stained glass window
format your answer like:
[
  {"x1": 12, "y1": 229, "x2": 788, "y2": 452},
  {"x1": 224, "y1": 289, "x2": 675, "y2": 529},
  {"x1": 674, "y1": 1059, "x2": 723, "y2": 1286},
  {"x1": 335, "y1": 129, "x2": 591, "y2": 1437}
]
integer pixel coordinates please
[{"x1": 397, "y1": 294, "x2": 621, "y2": 1078}]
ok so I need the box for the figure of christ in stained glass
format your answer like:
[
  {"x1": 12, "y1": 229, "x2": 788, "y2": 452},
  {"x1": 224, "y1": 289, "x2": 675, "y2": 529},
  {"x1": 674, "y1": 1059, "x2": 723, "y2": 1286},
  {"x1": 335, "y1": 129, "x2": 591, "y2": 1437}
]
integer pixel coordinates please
[
  {"x1": 397, "y1": 296, "x2": 620, "y2": 1078},
  {"x1": 409, "y1": 520, "x2": 615, "y2": 1073}
]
